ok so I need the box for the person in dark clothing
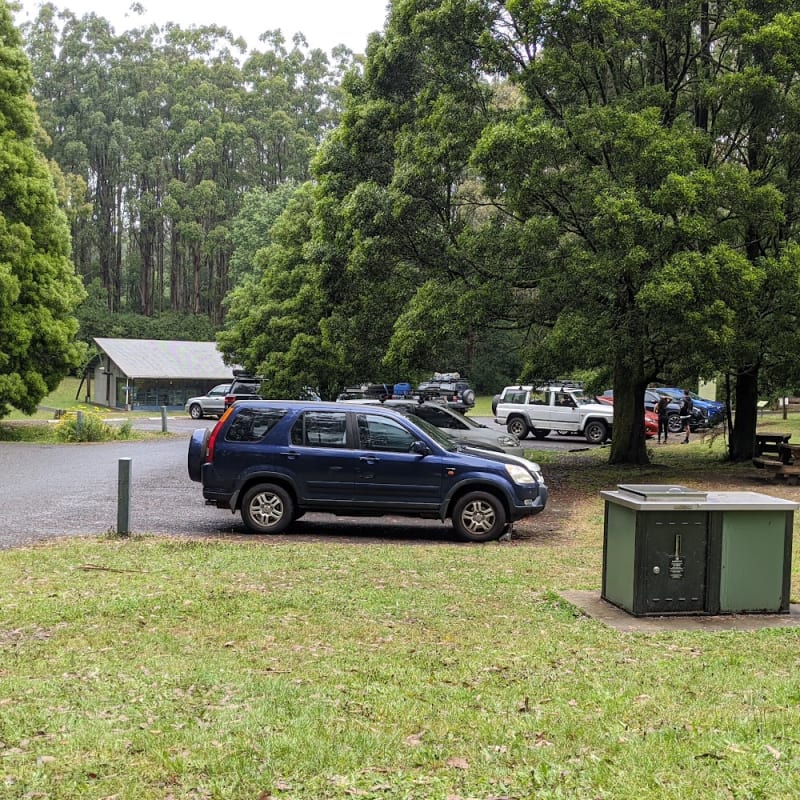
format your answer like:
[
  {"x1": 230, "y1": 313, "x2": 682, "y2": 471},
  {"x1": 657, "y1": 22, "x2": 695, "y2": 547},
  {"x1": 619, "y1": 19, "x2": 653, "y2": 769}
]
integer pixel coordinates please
[
  {"x1": 680, "y1": 389, "x2": 694, "y2": 444},
  {"x1": 656, "y1": 395, "x2": 671, "y2": 444}
]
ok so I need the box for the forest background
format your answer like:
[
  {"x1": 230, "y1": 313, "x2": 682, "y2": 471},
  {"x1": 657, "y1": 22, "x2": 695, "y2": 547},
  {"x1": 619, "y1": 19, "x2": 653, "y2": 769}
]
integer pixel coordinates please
[{"x1": 6, "y1": 0, "x2": 800, "y2": 465}]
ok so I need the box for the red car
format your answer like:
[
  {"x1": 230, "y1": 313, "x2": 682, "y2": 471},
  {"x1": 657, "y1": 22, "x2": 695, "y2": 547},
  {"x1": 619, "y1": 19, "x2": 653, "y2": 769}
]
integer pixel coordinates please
[{"x1": 595, "y1": 396, "x2": 658, "y2": 438}]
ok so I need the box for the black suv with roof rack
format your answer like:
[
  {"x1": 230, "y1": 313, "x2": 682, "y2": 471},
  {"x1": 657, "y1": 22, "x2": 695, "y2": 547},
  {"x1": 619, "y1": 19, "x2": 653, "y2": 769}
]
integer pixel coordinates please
[
  {"x1": 223, "y1": 371, "x2": 263, "y2": 409},
  {"x1": 336, "y1": 383, "x2": 397, "y2": 402},
  {"x1": 415, "y1": 373, "x2": 475, "y2": 414}
]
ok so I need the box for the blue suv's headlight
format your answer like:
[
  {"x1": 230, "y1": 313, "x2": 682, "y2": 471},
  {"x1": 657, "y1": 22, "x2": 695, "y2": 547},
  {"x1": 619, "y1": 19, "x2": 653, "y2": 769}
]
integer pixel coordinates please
[{"x1": 506, "y1": 463, "x2": 540, "y2": 485}]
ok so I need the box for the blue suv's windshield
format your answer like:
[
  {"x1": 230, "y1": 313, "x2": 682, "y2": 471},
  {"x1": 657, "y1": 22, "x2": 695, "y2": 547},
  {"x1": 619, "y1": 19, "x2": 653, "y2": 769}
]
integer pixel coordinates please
[{"x1": 404, "y1": 413, "x2": 459, "y2": 451}]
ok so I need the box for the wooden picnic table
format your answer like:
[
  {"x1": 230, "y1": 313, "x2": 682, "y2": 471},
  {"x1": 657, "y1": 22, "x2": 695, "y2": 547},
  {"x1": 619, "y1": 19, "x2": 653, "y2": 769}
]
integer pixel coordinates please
[
  {"x1": 753, "y1": 436, "x2": 800, "y2": 482},
  {"x1": 779, "y1": 442, "x2": 800, "y2": 464},
  {"x1": 753, "y1": 432, "x2": 791, "y2": 458}
]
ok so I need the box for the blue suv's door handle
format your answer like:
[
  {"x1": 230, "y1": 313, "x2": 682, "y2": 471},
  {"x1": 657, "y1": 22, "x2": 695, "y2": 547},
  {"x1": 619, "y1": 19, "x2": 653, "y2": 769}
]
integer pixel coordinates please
[
  {"x1": 360, "y1": 456, "x2": 380, "y2": 464},
  {"x1": 281, "y1": 451, "x2": 299, "y2": 460}
]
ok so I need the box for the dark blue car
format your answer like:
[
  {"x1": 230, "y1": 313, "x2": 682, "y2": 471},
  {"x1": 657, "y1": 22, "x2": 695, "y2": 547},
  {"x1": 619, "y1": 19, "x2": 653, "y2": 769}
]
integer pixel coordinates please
[
  {"x1": 188, "y1": 400, "x2": 548, "y2": 542},
  {"x1": 654, "y1": 387, "x2": 726, "y2": 428}
]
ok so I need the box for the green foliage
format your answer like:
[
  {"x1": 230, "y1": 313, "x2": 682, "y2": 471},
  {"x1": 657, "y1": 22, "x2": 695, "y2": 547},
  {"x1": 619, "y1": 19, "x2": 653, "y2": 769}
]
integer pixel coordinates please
[
  {"x1": 0, "y1": 422, "x2": 57, "y2": 441},
  {"x1": 228, "y1": 184, "x2": 299, "y2": 285},
  {"x1": 363, "y1": 0, "x2": 800, "y2": 464},
  {"x1": 53, "y1": 410, "x2": 132, "y2": 442},
  {"x1": 21, "y1": 8, "x2": 358, "y2": 321},
  {"x1": 0, "y1": 3, "x2": 86, "y2": 419},
  {"x1": 218, "y1": 183, "x2": 343, "y2": 396},
  {"x1": 76, "y1": 279, "x2": 217, "y2": 343}
]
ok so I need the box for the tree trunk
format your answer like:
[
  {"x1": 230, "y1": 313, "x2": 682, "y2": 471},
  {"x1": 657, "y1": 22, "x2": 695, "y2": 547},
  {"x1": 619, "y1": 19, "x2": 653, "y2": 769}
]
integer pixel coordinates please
[
  {"x1": 193, "y1": 248, "x2": 202, "y2": 315},
  {"x1": 729, "y1": 367, "x2": 759, "y2": 462},
  {"x1": 608, "y1": 361, "x2": 649, "y2": 465}
]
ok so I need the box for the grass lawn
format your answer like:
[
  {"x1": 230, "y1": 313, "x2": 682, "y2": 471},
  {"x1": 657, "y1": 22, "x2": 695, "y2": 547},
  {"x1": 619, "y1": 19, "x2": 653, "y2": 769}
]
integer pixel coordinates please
[
  {"x1": 2, "y1": 414, "x2": 800, "y2": 798},
  {"x1": 5, "y1": 377, "x2": 88, "y2": 421}
]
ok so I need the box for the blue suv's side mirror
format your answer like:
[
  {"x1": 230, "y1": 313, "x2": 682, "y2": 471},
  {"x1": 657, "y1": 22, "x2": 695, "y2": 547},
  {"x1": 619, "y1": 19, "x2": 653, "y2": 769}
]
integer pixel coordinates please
[{"x1": 410, "y1": 440, "x2": 432, "y2": 456}]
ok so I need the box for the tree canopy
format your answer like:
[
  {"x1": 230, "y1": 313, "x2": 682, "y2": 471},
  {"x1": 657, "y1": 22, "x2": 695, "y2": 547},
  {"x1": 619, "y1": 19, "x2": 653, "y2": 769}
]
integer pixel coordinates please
[
  {"x1": 0, "y1": 0, "x2": 85, "y2": 416},
  {"x1": 11, "y1": 0, "x2": 800, "y2": 464},
  {"x1": 20, "y1": 3, "x2": 359, "y2": 322},
  {"x1": 218, "y1": 0, "x2": 800, "y2": 464}
]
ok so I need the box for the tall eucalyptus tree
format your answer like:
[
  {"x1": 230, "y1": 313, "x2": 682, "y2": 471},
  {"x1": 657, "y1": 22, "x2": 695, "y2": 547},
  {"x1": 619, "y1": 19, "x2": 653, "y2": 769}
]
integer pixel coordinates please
[{"x1": 21, "y1": 6, "x2": 354, "y2": 325}]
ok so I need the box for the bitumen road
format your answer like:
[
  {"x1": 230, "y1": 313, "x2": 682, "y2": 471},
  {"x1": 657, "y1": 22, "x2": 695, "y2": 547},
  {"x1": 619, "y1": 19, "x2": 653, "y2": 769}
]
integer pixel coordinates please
[{"x1": 0, "y1": 414, "x2": 598, "y2": 551}]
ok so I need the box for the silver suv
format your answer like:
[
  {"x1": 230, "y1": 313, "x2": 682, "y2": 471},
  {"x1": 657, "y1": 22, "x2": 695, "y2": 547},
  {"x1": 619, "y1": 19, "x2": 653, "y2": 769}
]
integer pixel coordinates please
[{"x1": 184, "y1": 383, "x2": 231, "y2": 419}]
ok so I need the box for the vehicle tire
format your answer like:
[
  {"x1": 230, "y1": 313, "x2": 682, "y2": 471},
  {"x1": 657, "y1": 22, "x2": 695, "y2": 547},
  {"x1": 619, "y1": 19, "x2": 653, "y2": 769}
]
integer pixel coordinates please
[
  {"x1": 461, "y1": 389, "x2": 476, "y2": 408},
  {"x1": 507, "y1": 417, "x2": 529, "y2": 439},
  {"x1": 451, "y1": 491, "x2": 506, "y2": 542},
  {"x1": 667, "y1": 413, "x2": 682, "y2": 433},
  {"x1": 189, "y1": 403, "x2": 204, "y2": 420},
  {"x1": 240, "y1": 484, "x2": 294, "y2": 534},
  {"x1": 556, "y1": 430, "x2": 571, "y2": 436},
  {"x1": 584, "y1": 420, "x2": 608, "y2": 444},
  {"x1": 187, "y1": 428, "x2": 210, "y2": 482},
  {"x1": 532, "y1": 429, "x2": 551, "y2": 440}
]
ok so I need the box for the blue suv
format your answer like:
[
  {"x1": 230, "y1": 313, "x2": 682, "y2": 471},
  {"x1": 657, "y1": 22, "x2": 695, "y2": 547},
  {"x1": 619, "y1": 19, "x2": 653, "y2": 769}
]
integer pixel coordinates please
[
  {"x1": 188, "y1": 401, "x2": 548, "y2": 542},
  {"x1": 653, "y1": 387, "x2": 726, "y2": 429}
]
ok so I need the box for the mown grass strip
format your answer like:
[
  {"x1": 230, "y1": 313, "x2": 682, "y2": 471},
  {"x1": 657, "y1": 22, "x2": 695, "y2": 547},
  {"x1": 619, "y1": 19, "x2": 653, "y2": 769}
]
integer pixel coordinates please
[{"x1": 1, "y1": 508, "x2": 798, "y2": 799}]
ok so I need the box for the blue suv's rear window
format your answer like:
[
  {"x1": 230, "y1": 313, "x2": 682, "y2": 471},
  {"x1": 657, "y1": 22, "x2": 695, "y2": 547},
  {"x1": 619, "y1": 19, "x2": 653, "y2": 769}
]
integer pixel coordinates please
[
  {"x1": 291, "y1": 411, "x2": 348, "y2": 448},
  {"x1": 226, "y1": 408, "x2": 287, "y2": 442}
]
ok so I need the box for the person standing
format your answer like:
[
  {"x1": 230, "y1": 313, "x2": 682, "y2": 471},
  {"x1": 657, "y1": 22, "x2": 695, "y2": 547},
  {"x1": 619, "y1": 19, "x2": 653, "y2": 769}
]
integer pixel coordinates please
[
  {"x1": 656, "y1": 394, "x2": 671, "y2": 443},
  {"x1": 680, "y1": 389, "x2": 694, "y2": 444}
]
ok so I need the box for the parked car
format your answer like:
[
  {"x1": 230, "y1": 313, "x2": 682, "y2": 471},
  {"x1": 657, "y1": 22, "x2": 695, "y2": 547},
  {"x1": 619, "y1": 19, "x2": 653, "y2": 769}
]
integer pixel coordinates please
[
  {"x1": 494, "y1": 383, "x2": 614, "y2": 444},
  {"x1": 602, "y1": 389, "x2": 702, "y2": 433},
  {"x1": 336, "y1": 383, "x2": 395, "y2": 402},
  {"x1": 595, "y1": 395, "x2": 659, "y2": 438},
  {"x1": 223, "y1": 371, "x2": 263, "y2": 409},
  {"x1": 347, "y1": 398, "x2": 524, "y2": 456},
  {"x1": 188, "y1": 400, "x2": 548, "y2": 542},
  {"x1": 184, "y1": 383, "x2": 231, "y2": 419},
  {"x1": 415, "y1": 373, "x2": 475, "y2": 414},
  {"x1": 653, "y1": 387, "x2": 726, "y2": 429}
]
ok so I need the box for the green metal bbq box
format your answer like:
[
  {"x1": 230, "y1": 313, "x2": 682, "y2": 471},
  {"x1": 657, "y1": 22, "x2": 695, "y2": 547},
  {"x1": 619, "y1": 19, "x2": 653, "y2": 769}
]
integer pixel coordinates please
[{"x1": 601, "y1": 484, "x2": 797, "y2": 616}]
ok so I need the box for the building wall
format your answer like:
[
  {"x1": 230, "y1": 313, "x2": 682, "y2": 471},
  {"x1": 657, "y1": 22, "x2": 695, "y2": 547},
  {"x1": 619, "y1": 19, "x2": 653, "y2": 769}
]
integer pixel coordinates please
[
  {"x1": 127, "y1": 379, "x2": 221, "y2": 410},
  {"x1": 92, "y1": 365, "x2": 118, "y2": 408},
  {"x1": 91, "y1": 364, "x2": 227, "y2": 410}
]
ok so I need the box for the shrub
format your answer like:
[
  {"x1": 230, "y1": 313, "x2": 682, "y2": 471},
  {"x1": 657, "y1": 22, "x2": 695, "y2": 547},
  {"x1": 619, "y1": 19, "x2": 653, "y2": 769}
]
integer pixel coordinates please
[{"x1": 54, "y1": 411, "x2": 117, "y2": 442}]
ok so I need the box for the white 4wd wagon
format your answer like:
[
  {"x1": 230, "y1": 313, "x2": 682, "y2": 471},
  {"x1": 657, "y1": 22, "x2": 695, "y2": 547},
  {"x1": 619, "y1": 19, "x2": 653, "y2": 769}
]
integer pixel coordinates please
[{"x1": 494, "y1": 384, "x2": 613, "y2": 444}]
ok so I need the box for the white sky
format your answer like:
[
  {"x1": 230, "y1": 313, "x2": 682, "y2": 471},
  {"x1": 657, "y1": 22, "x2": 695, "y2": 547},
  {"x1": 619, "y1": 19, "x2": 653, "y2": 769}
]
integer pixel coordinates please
[{"x1": 14, "y1": 0, "x2": 391, "y2": 54}]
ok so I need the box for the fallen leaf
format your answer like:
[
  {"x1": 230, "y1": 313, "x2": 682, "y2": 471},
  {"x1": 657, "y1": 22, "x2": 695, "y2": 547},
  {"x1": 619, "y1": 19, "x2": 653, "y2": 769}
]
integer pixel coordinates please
[
  {"x1": 534, "y1": 732, "x2": 553, "y2": 747},
  {"x1": 446, "y1": 757, "x2": 469, "y2": 770},
  {"x1": 765, "y1": 744, "x2": 782, "y2": 759}
]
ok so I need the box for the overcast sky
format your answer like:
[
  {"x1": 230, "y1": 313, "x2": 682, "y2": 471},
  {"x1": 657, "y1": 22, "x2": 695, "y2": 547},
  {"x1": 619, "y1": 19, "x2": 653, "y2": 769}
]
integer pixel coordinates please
[{"x1": 14, "y1": 0, "x2": 391, "y2": 54}]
